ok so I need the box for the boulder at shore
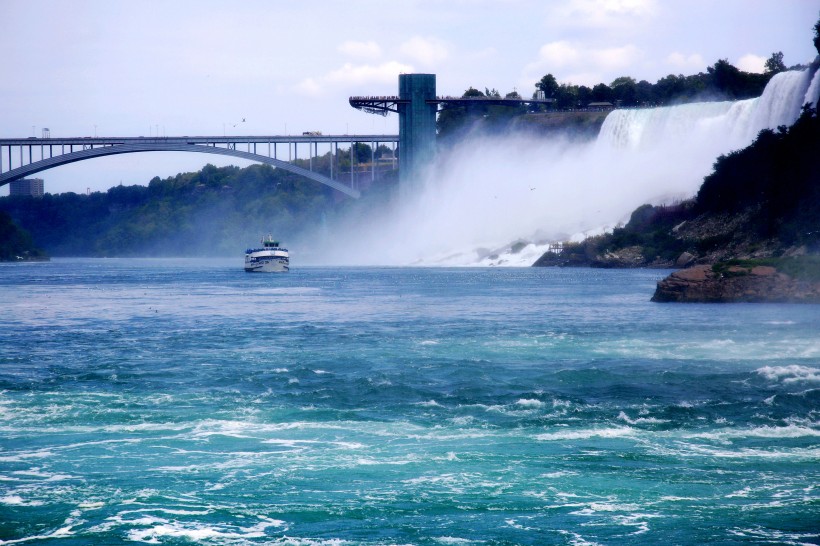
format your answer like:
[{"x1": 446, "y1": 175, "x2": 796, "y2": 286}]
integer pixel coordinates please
[{"x1": 652, "y1": 264, "x2": 820, "y2": 303}]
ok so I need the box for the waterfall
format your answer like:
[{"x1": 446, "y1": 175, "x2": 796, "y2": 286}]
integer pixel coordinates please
[
  {"x1": 315, "y1": 66, "x2": 819, "y2": 266},
  {"x1": 598, "y1": 67, "x2": 816, "y2": 152},
  {"x1": 804, "y1": 65, "x2": 820, "y2": 108}
]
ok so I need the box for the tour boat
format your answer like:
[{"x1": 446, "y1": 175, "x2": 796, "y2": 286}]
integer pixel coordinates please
[{"x1": 244, "y1": 235, "x2": 289, "y2": 272}]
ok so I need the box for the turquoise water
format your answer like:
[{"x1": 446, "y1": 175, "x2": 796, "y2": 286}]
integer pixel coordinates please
[{"x1": 1, "y1": 259, "x2": 818, "y2": 545}]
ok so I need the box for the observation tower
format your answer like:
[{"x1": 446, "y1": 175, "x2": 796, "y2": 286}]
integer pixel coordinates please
[{"x1": 350, "y1": 74, "x2": 554, "y2": 191}]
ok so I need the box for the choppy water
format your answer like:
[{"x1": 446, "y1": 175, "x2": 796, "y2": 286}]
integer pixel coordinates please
[{"x1": 1, "y1": 259, "x2": 819, "y2": 545}]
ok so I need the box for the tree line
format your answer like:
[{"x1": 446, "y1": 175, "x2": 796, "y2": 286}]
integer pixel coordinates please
[
  {"x1": 0, "y1": 164, "x2": 339, "y2": 256},
  {"x1": 438, "y1": 52, "x2": 803, "y2": 140},
  {"x1": 533, "y1": 53, "x2": 792, "y2": 110}
]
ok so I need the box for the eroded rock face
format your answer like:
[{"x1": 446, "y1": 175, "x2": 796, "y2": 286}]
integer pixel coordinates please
[{"x1": 652, "y1": 265, "x2": 820, "y2": 303}]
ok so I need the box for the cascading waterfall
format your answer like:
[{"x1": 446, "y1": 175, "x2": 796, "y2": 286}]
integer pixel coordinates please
[
  {"x1": 313, "y1": 65, "x2": 819, "y2": 267},
  {"x1": 804, "y1": 64, "x2": 820, "y2": 108},
  {"x1": 598, "y1": 68, "x2": 816, "y2": 151}
]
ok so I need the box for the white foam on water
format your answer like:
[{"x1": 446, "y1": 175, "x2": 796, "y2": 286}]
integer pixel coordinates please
[
  {"x1": 729, "y1": 525, "x2": 820, "y2": 544},
  {"x1": 557, "y1": 529, "x2": 605, "y2": 546},
  {"x1": 671, "y1": 442, "x2": 820, "y2": 460},
  {"x1": 515, "y1": 398, "x2": 544, "y2": 408},
  {"x1": 617, "y1": 412, "x2": 669, "y2": 425},
  {"x1": 655, "y1": 496, "x2": 701, "y2": 502},
  {"x1": 725, "y1": 486, "x2": 752, "y2": 498},
  {"x1": 0, "y1": 449, "x2": 54, "y2": 463},
  {"x1": 122, "y1": 514, "x2": 285, "y2": 543},
  {"x1": 535, "y1": 426, "x2": 637, "y2": 441},
  {"x1": 118, "y1": 507, "x2": 212, "y2": 517},
  {"x1": 0, "y1": 494, "x2": 44, "y2": 506},
  {"x1": 540, "y1": 470, "x2": 580, "y2": 479},
  {"x1": 684, "y1": 424, "x2": 820, "y2": 441},
  {"x1": 757, "y1": 365, "x2": 820, "y2": 383}
]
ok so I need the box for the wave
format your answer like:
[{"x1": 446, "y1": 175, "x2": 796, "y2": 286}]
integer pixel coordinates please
[
  {"x1": 683, "y1": 424, "x2": 820, "y2": 441},
  {"x1": 118, "y1": 514, "x2": 286, "y2": 543},
  {"x1": 756, "y1": 365, "x2": 820, "y2": 383},
  {"x1": 536, "y1": 426, "x2": 637, "y2": 441}
]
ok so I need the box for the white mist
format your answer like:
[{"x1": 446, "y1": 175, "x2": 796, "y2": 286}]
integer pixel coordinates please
[{"x1": 311, "y1": 68, "x2": 817, "y2": 267}]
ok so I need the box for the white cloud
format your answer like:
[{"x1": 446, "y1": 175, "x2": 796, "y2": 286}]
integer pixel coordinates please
[
  {"x1": 523, "y1": 41, "x2": 643, "y2": 86},
  {"x1": 558, "y1": 72, "x2": 602, "y2": 87},
  {"x1": 296, "y1": 77, "x2": 323, "y2": 97},
  {"x1": 589, "y1": 44, "x2": 642, "y2": 71},
  {"x1": 736, "y1": 53, "x2": 766, "y2": 73},
  {"x1": 532, "y1": 41, "x2": 581, "y2": 68},
  {"x1": 554, "y1": 0, "x2": 657, "y2": 28},
  {"x1": 326, "y1": 61, "x2": 414, "y2": 86},
  {"x1": 399, "y1": 36, "x2": 449, "y2": 67},
  {"x1": 298, "y1": 60, "x2": 414, "y2": 95},
  {"x1": 337, "y1": 40, "x2": 382, "y2": 60},
  {"x1": 666, "y1": 52, "x2": 705, "y2": 71}
]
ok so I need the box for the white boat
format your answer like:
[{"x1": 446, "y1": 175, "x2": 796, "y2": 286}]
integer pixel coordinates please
[{"x1": 244, "y1": 235, "x2": 289, "y2": 272}]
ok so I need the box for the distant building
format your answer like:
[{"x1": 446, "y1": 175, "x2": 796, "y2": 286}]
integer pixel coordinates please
[{"x1": 9, "y1": 178, "x2": 44, "y2": 197}]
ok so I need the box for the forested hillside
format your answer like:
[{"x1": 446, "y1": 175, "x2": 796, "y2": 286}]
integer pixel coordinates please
[
  {"x1": 0, "y1": 210, "x2": 48, "y2": 261},
  {"x1": 0, "y1": 164, "x2": 350, "y2": 256}
]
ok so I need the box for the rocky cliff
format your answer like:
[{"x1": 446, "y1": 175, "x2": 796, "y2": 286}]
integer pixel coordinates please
[{"x1": 651, "y1": 262, "x2": 820, "y2": 303}]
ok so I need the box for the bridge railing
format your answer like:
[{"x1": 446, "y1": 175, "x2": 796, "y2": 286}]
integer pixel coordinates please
[{"x1": 0, "y1": 134, "x2": 399, "y2": 199}]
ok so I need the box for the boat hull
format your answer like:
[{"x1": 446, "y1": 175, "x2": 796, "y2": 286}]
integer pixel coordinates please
[
  {"x1": 245, "y1": 236, "x2": 289, "y2": 272},
  {"x1": 244, "y1": 256, "x2": 289, "y2": 273}
]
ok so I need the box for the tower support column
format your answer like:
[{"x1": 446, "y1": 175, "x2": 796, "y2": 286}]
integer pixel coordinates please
[{"x1": 398, "y1": 74, "x2": 437, "y2": 191}]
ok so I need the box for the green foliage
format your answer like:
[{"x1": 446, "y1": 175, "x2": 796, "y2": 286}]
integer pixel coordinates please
[
  {"x1": 0, "y1": 210, "x2": 48, "y2": 261},
  {"x1": 437, "y1": 87, "x2": 481, "y2": 139},
  {"x1": 814, "y1": 12, "x2": 820, "y2": 55},
  {"x1": 0, "y1": 163, "x2": 343, "y2": 257},
  {"x1": 591, "y1": 83, "x2": 613, "y2": 103},
  {"x1": 765, "y1": 51, "x2": 786, "y2": 74},
  {"x1": 606, "y1": 203, "x2": 692, "y2": 261},
  {"x1": 536, "y1": 74, "x2": 559, "y2": 97},
  {"x1": 695, "y1": 105, "x2": 820, "y2": 247},
  {"x1": 533, "y1": 58, "x2": 772, "y2": 110},
  {"x1": 712, "y1": 256, "x2": 820, "y2": 281}
]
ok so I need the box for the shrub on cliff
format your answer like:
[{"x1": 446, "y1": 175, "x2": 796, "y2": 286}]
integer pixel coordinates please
[{"x1": 695, "y1": 105, "x2": 820, "y2": 248}]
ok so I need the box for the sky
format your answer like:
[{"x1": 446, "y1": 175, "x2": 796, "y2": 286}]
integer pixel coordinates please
[{"x1": 1, "y1": 0, "x2": 818, "y2": 196}]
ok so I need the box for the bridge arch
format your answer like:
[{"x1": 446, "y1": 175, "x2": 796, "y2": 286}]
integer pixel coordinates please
[{"x1": 0, "y1": 142, "x2": 361, "y2": 199}]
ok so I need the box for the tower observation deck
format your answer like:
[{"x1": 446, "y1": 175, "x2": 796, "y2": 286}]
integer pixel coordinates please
[{"x1": 350, "y1": 73, "x2": 554, "y2": 190}]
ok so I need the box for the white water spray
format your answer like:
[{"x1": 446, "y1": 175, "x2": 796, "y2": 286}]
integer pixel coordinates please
[{"x1": 311, "y1": 67, "x2": 818, "y2": 266}]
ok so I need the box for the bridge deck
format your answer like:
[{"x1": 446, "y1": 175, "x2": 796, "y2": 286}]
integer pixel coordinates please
[
  {"x1": 0, "y1": 135, "x2": 399, "y2": 199},
  {"x1": 0, "y1": 134, "x2": 398, "y2": 146}
]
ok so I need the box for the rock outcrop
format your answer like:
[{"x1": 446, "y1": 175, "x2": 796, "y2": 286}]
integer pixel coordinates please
[{"x1": 652, "y1": 264, "x2": 820, "y2": 303}]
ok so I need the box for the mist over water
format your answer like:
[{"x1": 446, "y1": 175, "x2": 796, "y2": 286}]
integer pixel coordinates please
[{"x1": 312, "y1": 67, "x2": 818, "y2": 267}]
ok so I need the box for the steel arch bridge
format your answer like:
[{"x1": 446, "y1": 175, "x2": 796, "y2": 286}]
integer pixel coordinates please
[{"x1": 0, "y1": 135, "x2": 399, "y2": 199}]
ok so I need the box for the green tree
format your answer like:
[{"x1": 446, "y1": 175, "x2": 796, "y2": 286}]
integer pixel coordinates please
[
  {"x1": 610, "y1": 76, "x2": 638, "y2": 106},
  {"x1": 536, "y1": 73, "x2": 560, "y2": 98},
  {"x1": 437, "y1": 87, "x2": 486, "y2": 139},
  {"x1": 635, "y1": 80, "x2": 655, "y2": 105},
  {"x1": 0, "y1": 210, "x2": 47, "y2": 261},
  {"x1": 814, "y1": 12, "x2": 820, "y2": 55},
  {"x1": 591, "y1": 83, "x2": 613, "y2": 103},
  {"x1": 554, "y1": 83, "x2": 579, "y2": 109},
  {"x1": 577, "y1": 85, "x2": 593, "y2": 106},
  {"x1": 765, "y1": 51, "x2": 786, "y2": 74}
]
